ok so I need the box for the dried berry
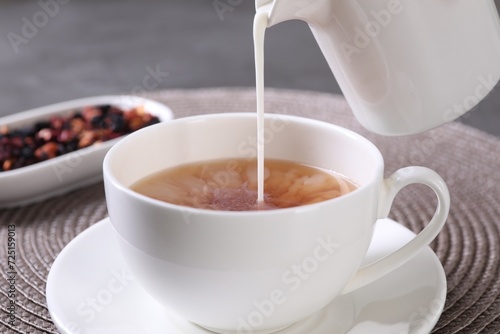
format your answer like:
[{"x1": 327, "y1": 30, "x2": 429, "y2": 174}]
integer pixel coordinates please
[
  {"x1": 90, "y1": 115, "x2": 105, "y2": 129},
  {"x1": 58, "y1": 129, "x2": 75, "y2": 143},
  {"x1": 0, "y1": 105, "x2": 160, "y2": 172},
  {"x1": 20, "y1": 146, "x2": 34, "y2": 158},
  {"x1": 65, "y1": 140, "x2": 78, "y2": 153},
  {"x1": 50, "y1": 116, "x2": 65, "y2": 130},
  {"x1": 100, "y1": 105, "x2": 112, "y2": 114}
]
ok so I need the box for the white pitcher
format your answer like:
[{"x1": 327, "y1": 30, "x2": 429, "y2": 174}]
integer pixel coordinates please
[{"x1": 256, "y1": 0, "x2": 500, "y2": 135}]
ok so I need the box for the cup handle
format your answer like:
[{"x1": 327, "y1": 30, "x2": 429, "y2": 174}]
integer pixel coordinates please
[{"x1": 341, "y1": 166, "x2": 450, "y2": 295}]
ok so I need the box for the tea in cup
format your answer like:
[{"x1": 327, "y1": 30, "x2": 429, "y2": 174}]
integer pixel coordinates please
[
  {"x1": 103, "y1": 113, "x2": 449, "y2": 333},
  {"x1": 130, "y1": 158, "x2": 358, "y2": 211}
]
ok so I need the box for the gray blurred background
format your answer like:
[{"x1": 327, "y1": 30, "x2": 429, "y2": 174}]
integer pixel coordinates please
[{"x1": 1, "y1": 0, "x2": 499, "y2": 136}]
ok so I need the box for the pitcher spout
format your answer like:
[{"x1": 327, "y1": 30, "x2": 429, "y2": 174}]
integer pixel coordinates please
[{"x1": 256, "y1": 0, "x2": 328, "y2": 27}]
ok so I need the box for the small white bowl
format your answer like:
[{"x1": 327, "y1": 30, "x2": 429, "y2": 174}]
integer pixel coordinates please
[{"x1": 0, "y1": 95, "x2": 174, "y2": 208}]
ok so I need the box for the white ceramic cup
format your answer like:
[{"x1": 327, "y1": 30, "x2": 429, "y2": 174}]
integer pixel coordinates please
[{"x1": 103, "y1": 113, "x2": 450, "y2": 333}]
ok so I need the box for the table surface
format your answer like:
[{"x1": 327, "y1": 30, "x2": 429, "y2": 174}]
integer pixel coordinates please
[
  {"x1": 1, "y1": 1, "x2": 500, "y2": 333},
  {"x1": 0, "y1": 88, "x2": 499, "y2": 333},
  {"x1": 0, "y1": 0, "x2": 500, "y2": 136}
]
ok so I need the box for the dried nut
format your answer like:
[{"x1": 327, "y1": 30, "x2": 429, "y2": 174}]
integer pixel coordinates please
[
  {"x1": 2, "y1": 159, "x2": 14, "y2": 171},
  {"x1": 70, "y1": 118, "x2": 86, "y2": 133},
  {"x1": 128, "y1": 118, "x2": 141, "y2": 131},
  {"x1": 136, "y1": 105, "x2": 145, "y2": 115},
  {"x1": 37, "y1": 128, "x2": 53, "y2": 142},
  {"x1": 35, "y1": 142, "x2": 58, "y2": 160},
  {"x1": 82, "y1": 107, "x2": 102, "y2": 122},
  {"x1": 0, "y1": 125, "x2": 8, "y2": 135},
  {"x1": 78, "y1": 131, "x2": 96, "y2": 148},
  {"x1": 124, "y1": 109, "x2": 137, "y2": 121}
]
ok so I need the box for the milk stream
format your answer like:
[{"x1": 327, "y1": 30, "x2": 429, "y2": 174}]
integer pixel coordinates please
[{"x1": 253, "y1": 11, "x2": 268, "y2": 203}]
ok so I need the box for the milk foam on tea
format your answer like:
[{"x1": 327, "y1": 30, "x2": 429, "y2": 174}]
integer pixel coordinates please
[{"x1": 131, "y1": 158, "x2": 357, "y2": 211}]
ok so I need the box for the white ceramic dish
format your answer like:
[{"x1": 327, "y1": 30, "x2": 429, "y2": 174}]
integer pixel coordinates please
[
  {"x1": 0, "y1": 95, "x2": 173, "y2": 208},
  {"x1": 46, "y1": 218, "x2": 446, "y2": 334}
]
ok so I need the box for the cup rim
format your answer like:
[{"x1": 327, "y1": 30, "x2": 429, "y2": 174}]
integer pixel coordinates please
[{"x1": 103, "y1": 112, "x2": 384, "y2": 216}]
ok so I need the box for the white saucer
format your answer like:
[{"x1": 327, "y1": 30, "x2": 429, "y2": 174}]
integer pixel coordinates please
[{"x1": 46, "y1": 218, "x2": 446, "y2": 334}]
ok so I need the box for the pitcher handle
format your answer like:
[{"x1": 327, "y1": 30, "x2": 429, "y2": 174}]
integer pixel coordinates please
[{"x1": 342, "y1": 166, "x2": 450, "y2": 294}]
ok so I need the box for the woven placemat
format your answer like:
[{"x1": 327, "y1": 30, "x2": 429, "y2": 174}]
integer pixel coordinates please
[{"x1": 0, "y1": 88, "x2": 499, "y2": 333}]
